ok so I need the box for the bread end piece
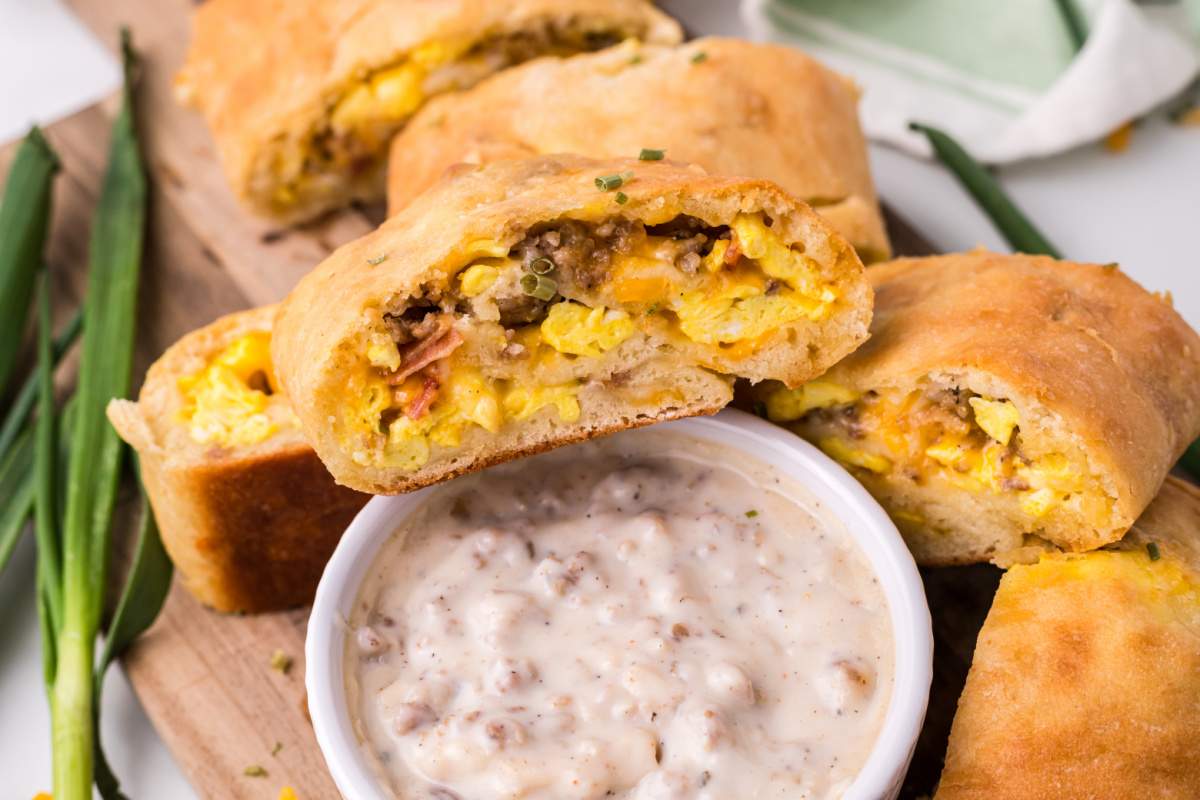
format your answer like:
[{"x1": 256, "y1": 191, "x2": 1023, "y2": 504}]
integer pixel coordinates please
[
  {"x1": 109, "y1": 307, "x2": 369, "y2": 613},
  {"x1": 935, "y1": 477, "x2": 1200, "y2": 799}
]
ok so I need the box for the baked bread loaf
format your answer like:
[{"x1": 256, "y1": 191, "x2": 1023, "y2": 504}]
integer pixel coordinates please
[
  {"x1": 176, "y1": 0, "x2": 681, "y2": 223},
  {"x1": 935, "y1": 476, "x2": 1200, "y2": 799},
  {"x1": 273, "y1": 154, "x2": 872, "y2": 494},
  {"x1": 107, "y1": 306, "x2": 368, "y2": 613},
  {"x1": 387, "y1": 37, "x2": 890, "y2": 261},
  {"x1": 749, "y1": 251, "x2": 1200, "y2": 565}
]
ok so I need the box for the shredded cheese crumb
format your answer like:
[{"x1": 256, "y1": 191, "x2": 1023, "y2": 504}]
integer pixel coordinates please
[{"x1": 270, "y1": 649, "x2": 293, "y2": 675}]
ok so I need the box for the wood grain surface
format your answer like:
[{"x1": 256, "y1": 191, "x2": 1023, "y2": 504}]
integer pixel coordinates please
[{"x1": 3, "y1": 2, "x2": 990, "y2": 798}]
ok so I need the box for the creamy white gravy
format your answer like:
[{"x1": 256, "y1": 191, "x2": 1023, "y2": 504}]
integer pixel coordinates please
[{"x1": 345, "y1": 428, "x2": 893, "y2": 799}]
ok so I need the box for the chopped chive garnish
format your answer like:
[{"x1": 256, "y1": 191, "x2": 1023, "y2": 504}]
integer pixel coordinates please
[
  {"x1": 639, "y1": 148, "x2": 665, "y2": 161},
  {"x1": 615, "y1": 191, "x2": 629, "y2": 205},
  {"x1": 691, "y1": 51, "x2": 708, "y2": 64},
  {"x1": 629, "y1": 54, "x2": 643, "y2": 65},
  {"x1": 271, "y1": 741, "x2": 283, "y2": 757},
  {"x1": 529, "y1": 256, "x2": 555, "y2": 275},
  {"x1": 596, "y1": 173, "x2": 624, "y2": 191},
  {"x1": 1101, "y1": 262, "x2": 1119, "y2": 270},
  {"x1": 243, "y1": 765, "x2": 268, "y2": 778},
  {"x1": 745, "y1": 510, "x2": 759, "y2": 518},
  {"x1": 1147, "y1": 541, "x2": 1161, "y2": 561},
  {"x1": 753, "y1": 401, "x2": 768, "y2": 419},
  {"x1": 645, "y1": 303, "x2": 659, "y2": 315},
  {"x1": 520, "y1": 273, "x2": 557, "y2": 301},
  {"x1": 367, "y1": 253, "x2": 388, "y2": 266}
]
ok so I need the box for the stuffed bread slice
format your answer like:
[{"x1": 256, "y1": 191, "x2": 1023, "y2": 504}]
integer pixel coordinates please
[
  {"x1": 747, "y1": 251, "x2": 1200, "y2": 566},
  {"x1": 107, "y1": 306, "x2": 368, "y2": 613},
  {"x1": 387, "y1": 37, "x2": 890, "y2": 261},
  {"x1": 272, "y1": 154, "x2": 872, "y2": 494},
  {"x1": 176, "y1": 0, "x2": 681, "y2": 223},
  {"x1": 935, "y1": 476, "x2": 1200, "y2": 800}
]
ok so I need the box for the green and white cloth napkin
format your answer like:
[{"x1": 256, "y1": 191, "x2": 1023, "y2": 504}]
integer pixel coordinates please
[{"x1": 741, "y1": 0, "x2": 1200, "y2": 162}]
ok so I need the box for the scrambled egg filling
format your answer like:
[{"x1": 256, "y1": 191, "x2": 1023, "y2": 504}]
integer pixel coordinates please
[
  {"x1": 540, "y1": 301, "x2": 634, "y2": 357},
  {"x1": 274, "y1": 26, "x2": 627, "y2": 207},
  {"x1": 351, "y1": 355, "x2": 583, "y2": 470},
  {"x1": 347, "y1": 213, "x2": 841, "y2": 471},
  {"x1": 765, "y1": 381, "x2": 1105, "y2": 523},
  {"x1": 269, "y1": 38, "x2": 491, "y2": 206},
  {"x1": 330, "y1": 41, "x2": 467, "y2": 148},
  {"x1": 177, "y1": 331, "x2": 285, "y2": 448},
  {"x1": 609, "y1": 213, "x2": 837, "y2": 348}
]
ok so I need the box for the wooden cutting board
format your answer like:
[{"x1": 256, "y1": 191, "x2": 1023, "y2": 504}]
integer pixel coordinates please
[{"x1": 5, "y1": 1, "x2": 988, "y2": 797}]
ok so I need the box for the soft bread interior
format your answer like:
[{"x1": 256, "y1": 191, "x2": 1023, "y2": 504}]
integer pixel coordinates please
[
  {"x1": 756, "y1": 371, "x2": 1122, "y2": 565},
  {"x1": 257, "y1": 18, "x2": 653, "y2": 219},
  {"x1": 330, "y1": 211, "x2": 863, "y2": 490}
]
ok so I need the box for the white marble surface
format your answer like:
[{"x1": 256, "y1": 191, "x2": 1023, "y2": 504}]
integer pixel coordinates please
[{"x1": 1, "y1": 2, "x2": 1197, "y2": 798}]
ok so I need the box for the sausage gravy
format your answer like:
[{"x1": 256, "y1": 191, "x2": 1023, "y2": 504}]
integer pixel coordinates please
[{"x1": 345, "y1": 429, "x2": 893, "y2": 799}]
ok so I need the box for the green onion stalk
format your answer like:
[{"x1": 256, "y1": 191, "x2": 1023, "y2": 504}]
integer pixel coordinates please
[
  {"x1": 48, "y1": 29, "x2": 147, "y2": 800},
  {"x1": 908, "y1": 123, "x2": 1061, "y2": 258},
  {"x1": 910, "y1": 122, "x2": 1200, "y2": 481}
]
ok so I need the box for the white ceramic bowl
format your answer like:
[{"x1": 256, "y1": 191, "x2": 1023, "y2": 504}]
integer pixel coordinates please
[{"x1": 307, "y1": 408, "x2": 933, "y2": 800}]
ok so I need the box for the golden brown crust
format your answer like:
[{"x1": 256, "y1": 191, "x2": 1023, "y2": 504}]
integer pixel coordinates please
[
  {"x1": 273, "y1": 154, "x2": 871, "y2": 494},
  {"x1": 108, "y1": 307, "x2": 368, "y2": 613},
  {"x1": 178, "y1": 0, "x2": 682, "y2": 221},
  {"x1": 936, "y1": 477, "x2": 1200, "y2": 800},
  {"x1": 780, "y1": 251, "x2": 1200, "y2": 565},
  {"x1": 387, "y1": 38, "x2": 889, "y2": 261}
]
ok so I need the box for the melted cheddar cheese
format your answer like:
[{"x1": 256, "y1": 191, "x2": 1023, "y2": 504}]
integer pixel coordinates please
[
  {"x1": 766, "y1": 381, "x2": 1108, "y2": 524},
  {"x1": 1016, "y1": 549, "x2": 1200, "y2": 609},
  {"x1": 176, "y1": 331, "x2": 287, "y2": 448}
]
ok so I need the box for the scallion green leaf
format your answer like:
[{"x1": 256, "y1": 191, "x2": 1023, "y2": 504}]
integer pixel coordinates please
[
  {"x1": 909, "y1": 123, "x2": 1062, "y2": 258},
  {"x1": 34, "y1": 272, "x2": 63, "y2": 646},
  {"x1": 638, "y1": 148, "x2": 665, "y2": 161},
  {"x1": 1146, "y1": 541, "x2": 1161, "y2": 561},
  {"x1": 0, "y1": 127, "x2": 59, "y2": 398},
  {"x1": 0, "y1": 427, "x2": 35, "y2": 577},
  {"x1": 92, "y1": 470, "x2": 172, "y2": 800},
  {"x1": 0, "y1": 308, "x2": 81, "y2": 472}
]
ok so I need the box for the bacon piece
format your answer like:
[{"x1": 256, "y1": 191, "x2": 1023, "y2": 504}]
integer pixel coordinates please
[
  {"x1": 405, "y1": 374, "x2": 441, "y2": 420},
  {"x1": 388, "y1": 326, "x2": 464, "y2": 385}
]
